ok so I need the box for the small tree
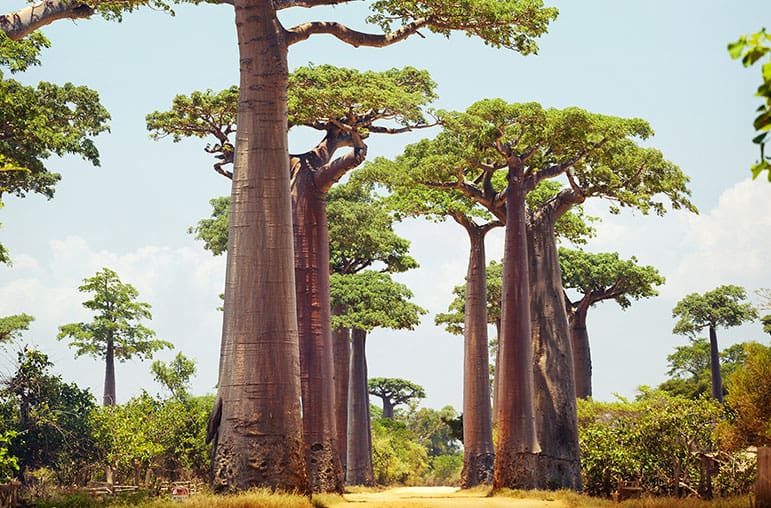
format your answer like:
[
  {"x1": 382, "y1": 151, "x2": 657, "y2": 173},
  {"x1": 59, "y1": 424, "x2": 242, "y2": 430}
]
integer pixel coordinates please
[
  {"x1": 368, "y1": 377, "x2": 426, "y2": 419},
  {"x1": 151, "y1": 352, "x2": 196, "y2": 401},
  {"x1": 659, "y1": 338, "x2": 747, "y2": 400},
  {"x1": 672, "y1": 285, "x2": 758, "y2": 403},
  {"x1": 58, "y1": 268, "x2": 172, "y2": 406}
]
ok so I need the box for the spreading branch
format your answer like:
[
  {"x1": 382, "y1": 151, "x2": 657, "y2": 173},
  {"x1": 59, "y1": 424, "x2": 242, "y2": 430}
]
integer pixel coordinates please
[
  {"x1": 286, "y1": 18, "x2": 428, "y2": 47},
  {"x1": 1, "y1": 0, "x2": 93, "y2": 40}
]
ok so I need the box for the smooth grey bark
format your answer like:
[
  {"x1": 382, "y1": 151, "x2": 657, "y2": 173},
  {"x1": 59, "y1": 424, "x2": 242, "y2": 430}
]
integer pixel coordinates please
[
  {"x1": 567, "y1": 303, "x2": 592, "y2": 400},
  {"x1": 527, "y1": 201, "x2": 581, "y2": 491},
  {"x1": 346, "y1": 327, "x2": 373, "y2": 485},
  {"x1": 332, "y1": 319, "x2": 350, "y2": 476},
  {"x1": 209, "y1": 0, "x2": 308, "y2": 493}
]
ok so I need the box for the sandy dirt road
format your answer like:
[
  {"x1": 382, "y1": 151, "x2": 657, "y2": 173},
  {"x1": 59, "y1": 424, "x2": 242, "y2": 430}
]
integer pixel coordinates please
[{"x1": 326, "y1": 486, "x2": 567, "y2": 507}]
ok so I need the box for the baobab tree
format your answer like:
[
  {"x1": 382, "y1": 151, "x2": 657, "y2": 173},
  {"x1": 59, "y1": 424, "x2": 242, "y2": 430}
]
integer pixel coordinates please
[
  {"x1": 368, "y1": 377, "x2": 426, "y2": 419},
  {"x1": 3, "y1": 0, "x2": 557, "y2": 491},
  {"x1": 672, "y1": 285, "x2": 758, "y2": 403},
  {"x1": 559, "y1": 248, "x2": 664, "y2": 399},
  {"x1": 329, "y1": 270, "x2": 425, "y2": 486},
  {"x1": 367, "y1": 99, "x2": 694, "y2": 489},
  {"x1": 151, "y1": 65, "x2": 434, "y2": 491}
]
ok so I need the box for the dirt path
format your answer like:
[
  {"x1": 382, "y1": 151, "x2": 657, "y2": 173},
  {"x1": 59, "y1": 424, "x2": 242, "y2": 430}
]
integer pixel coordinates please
[{"x1": 326, "y1": 486, "x2": 567, "y2": 507}]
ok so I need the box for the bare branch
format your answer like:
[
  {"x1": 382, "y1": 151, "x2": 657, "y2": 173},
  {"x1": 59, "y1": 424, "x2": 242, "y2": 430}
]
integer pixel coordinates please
[
  {"x1": 1, "y1": 0, "x2": 94, "y2": 40},
  {"x1": 285, "y1": 18, "x2": 429, "y2": 47}
]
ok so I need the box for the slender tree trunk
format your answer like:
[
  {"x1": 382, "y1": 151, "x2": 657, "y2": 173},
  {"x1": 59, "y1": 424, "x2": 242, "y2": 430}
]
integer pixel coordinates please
[
  {"x1": 210, "y1": 1, "x2": 308, "y2": 493},
  {"x1": 708, "y1": 325, "x2": 723, "y2": 403},
  {"x1": 494, "y1": 179, "x2": 540, "y2": 490},
  {"x1": 346, "y1": 328, "x2": 373, "y2": 485},
  {"x1": 460, "y1": 224, "x2": 494, "y2": 487},
  {"x1": 493, "y1": 318, "x2": 501, "y2": 425},
  {"x1": 103, "y1": 335, "x2": 116, "y2": 406},
  {"x1": 568, "y1": 303, "x2": 592, "y2": 400},
  {"x1": 528, "y1": 211, "x2": 581, "y2": 491},
  {"x1": 332, "y1": 310, "x2": 350, "y2": 477},
  {"x1": 293, "y1": 165, "x2": 344, "y2": 493},
  {"x1": 381, "y1": 397, "x2": 395, "y2": 419}
]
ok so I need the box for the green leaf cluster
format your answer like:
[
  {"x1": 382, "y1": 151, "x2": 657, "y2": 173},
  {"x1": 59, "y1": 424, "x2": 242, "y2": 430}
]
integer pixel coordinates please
[
  {"x1": 328, "y1": 180, "x2": 418, "y2": 275},
  {"x1": 329, "y1": 271, "x2": 426, "y2": 331},
  {"x1": 146, "y1": 86, "x2": 238, "y2": 143},
  {"x1": 728, "y1": 29, "x2": 771, "y2": 181},
  {"x1": 559, "y1": 248, "x2": 664, "y2": 309},
  {"x1": 151, "y1": 352, "x2": 197, "y2": 401},
  {"x1": 371, "y1": 417, "x2": 430, "y2": 485},
  {"x1": 0, "y1": 31, "x2": 50, "y2": 75},
  {"x1": 1, "y1": 347, "x2": 98, "y2": 482},
  {"x1": 0, "y1": 313, "x2": 34, "y2": 343},
  {"x1": 367, "y1": 0, "x2": 557, "y2": 52},
  {"x1": 368, "y1": 377, "x2": 426, "y2": 407},
  {"x1": 288, "y1": 65, "x2": 436, "y2": 129},
  {"x1": 0, "y1": 431, "x2": 18, "y2": 480},
  {"x1": 57, "y1": 268, "x2": 172, "y2": 362},
  {"x1": 672, "y1": 285, "x2": 759, "y2": 337}
]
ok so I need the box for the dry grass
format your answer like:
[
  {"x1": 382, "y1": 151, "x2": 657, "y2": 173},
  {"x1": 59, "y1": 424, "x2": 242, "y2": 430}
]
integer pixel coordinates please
[
  {"x1": 493, "y1": 489, "x2": 753, "y2": 508},
  {"x1": 138, "y1": 489, "x2": 315, "y2": 508}
]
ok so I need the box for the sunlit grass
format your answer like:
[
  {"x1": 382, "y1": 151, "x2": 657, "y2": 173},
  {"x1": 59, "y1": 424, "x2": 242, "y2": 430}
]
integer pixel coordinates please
[
  {"x1": 492, "y1": 488, "x2": 753, "y2": 508},
  {"x1": 137, "y1": 489, "x2": 315, "y2": 508}
]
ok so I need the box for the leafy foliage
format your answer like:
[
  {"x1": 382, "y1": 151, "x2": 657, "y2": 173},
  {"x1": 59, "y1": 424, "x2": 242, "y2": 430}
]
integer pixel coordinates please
[
  {"x1": 659, "y1": 338, "x2": 748, "y2": 400},
  {"x1": 717, "y1": 341, "x2": 771, "y2": 449},
  {"x1": 371, "y1": 417, "x2": 429, "y2": 485},
  {"x1": 728, "y1": 29, "x2": 771, "y2": 180},
  {"x1": 0, "y1": 313, "x2": 34, "y2": 343},
  {"x1": 329, "y1": 271, "x2": 426, "y2": 331},
  {"x1": 560, "y1": 248, "x2": 664, "y2": 309},
  {"x1": 0, "y1": 430, "x2": 18, "y2": 480},
  {"x1": 151, "y1": 352, "x2": 197, "y2": 401},
  {"x1": 1, "y1": 347, "x2": 98, "y2": 483},
  {"x1": 672, "y1": 285, "x2": 758, "y2": 337},
  {"x1": 57, "y1": 268, "x2": 172, "y2": 363},
  {"x1": 578, "y1": 391, "x2": 753, "y2": 498}
]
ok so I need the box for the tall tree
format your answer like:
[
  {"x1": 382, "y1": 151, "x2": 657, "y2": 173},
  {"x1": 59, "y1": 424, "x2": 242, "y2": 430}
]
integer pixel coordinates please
[
  {"x1": 559, "y1": 248, "x2": 664, "y2": 399},
  {"x1": 728, "y1": 29, "x2": 771, "y2": 181},
  {"x1": 672, "y1": 285, "x2": 759, "y2": 404},
  {"x1": 4, "y1": 0, "x2": 557, "y2": 491},
  {"x1": 329, "y1": 270, "x2": 425, "y2": 486},
  {"x1": 366, "y1": 99, "x2": 693, "y2": 489},
  {"x1": 0, "y1": 314, "x2": 34, "y2": 343},
  {"x1": 57, "y1": 267, "x2": 172, "y2": 406},
  {"x1": 367, "y1": 377, "x2": 426, "y2": 419},
  {"x1": 155, "y1": 67, "x2": 433, "y2": 491}
]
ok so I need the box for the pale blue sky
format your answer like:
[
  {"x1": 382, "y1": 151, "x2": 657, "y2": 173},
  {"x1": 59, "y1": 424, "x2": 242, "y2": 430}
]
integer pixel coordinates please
[{"x1": 1, "y1": 1, "x2": 770, "y2": 409}]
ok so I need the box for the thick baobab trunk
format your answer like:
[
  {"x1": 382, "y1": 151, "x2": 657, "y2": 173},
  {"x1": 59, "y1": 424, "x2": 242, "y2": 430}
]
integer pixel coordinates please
[
  {"x1": 494, "y1": 180, "x2": 540, "y2": 490},
  {"x1": 708, "y1": 325, "x2": 723, "y2": 403},
  {"x1": 332, "y1": 313, "x2": 350, "y2": 476},
  {"x1": 460, "y1": 223, "x2": 494, "y2": 487},
  {"x1": 528, "y1": 211, "x2": 581, "y2": 491},
  {"x1": 292, "y1": 165, "x2": 344, "y2": 493},
  {"x1": 568, "y1": 303, "x2": 592, "y2": 400},
  {"x1": 209, "y1": 1, "x2": 308, "y2": 493},
  {"x1": 103, "y1": 336, "x2": 116, "y2": 406},
  {"x1": 346, "y1": 328, "x2": 373, "y2": 485}
]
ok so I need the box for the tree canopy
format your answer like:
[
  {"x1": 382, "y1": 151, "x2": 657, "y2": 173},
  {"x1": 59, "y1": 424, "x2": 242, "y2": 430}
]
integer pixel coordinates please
[
  {"x1": 672, "y1": 285, "x2": 759, "y2": 337},
  {"x1": 0, "y1": 313, "x2": 34, "y2": 343},
  {"x1": 151, "y1": 352, "x2": 197, "y2": 401},
  {"x1": 368, "y1": 377, "x2": 426, "y2": 419},
  {"x1": 728, "y1": 28, "x2": 771, "y2": 181}
]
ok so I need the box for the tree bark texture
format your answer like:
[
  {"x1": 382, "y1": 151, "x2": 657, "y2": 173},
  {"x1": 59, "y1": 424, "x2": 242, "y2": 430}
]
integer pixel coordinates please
[
  {"x1": 494, "y1": 180, "x2": 540, "y2": 490},
  {"x1": 708, "y1": 325, "x2": 723, "y2": 403},
  {"x1": 0, "y1": 0, "x2": 93, "y2": 40},
  {"x1": 527, "y1": 210, "x2": 581, "y2": 491},
  {"x1": 292, "y1": 165, "x2": 344, "y2": 493},
  {"x1": 104, "y1": 336, "x2": 116, "y2": 406},
  {"x1": 568, "y1": 303, "x2": 592, "y2": 400},
  {"x1": 332, "y1": 317, "x2": 350, "y2": 477},
  {"x1": 460, "y1": 223, "x2": 494, "y2": 487},
  {"x1": 210, "y1": 1, "x2": 308, "y2": 493},
  {"x1": 346, "y1": 328, "x2": 374, "y2": 485}
]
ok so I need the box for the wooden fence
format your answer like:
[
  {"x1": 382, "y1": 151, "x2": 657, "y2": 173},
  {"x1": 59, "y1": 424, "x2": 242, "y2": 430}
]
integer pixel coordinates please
[{"x1": 758, "y1": 447, "x2": 770, "y2": 508}]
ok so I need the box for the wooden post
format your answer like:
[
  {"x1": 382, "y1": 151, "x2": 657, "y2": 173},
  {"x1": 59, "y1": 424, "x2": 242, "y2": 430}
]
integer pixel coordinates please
[{"x1": 758, "y1": 447, "x2": 771, "y2": 508}]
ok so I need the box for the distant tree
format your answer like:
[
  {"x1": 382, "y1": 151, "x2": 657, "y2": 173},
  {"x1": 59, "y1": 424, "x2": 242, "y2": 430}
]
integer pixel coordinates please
[
  {"x1": 58, "y1": 268, "x2": 172, "y2": 406},
  {"x1": 758, "y1": 288, "x2": 771, "y2": 335},
  {"x1": 672, "y1": 285, "x2": 758, "y2": 403},
  {"x1": 659, "y1": 338, "x2": 748, "y2": 400},
  {"x1": 718, "y1": 341, "x2": 771, "y2": 449},
  {"x1": 368, "y1": 378, "x2": 426, "y2": 420},
  {"x1": 400, "y1": 405, "x2": 461, "y2": 457},
  {"x1": 0, "y1": 313, "x2": 34, "y2": 343},
  {"x1": 728, "y1": 29, "x2": 771, "y2": 181},
  {"x1": 559, "y1": 248, "x2": 665, "y2": 399},
  {"x1": 151, "y1": 352, "x2": 197, "y2": 401},
  {"x1": 2, "y1": 346, "x2": 97, "y2": 482},
  {"x1": 329, "y1": 271, "x2": 425, "y2": 485}
]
